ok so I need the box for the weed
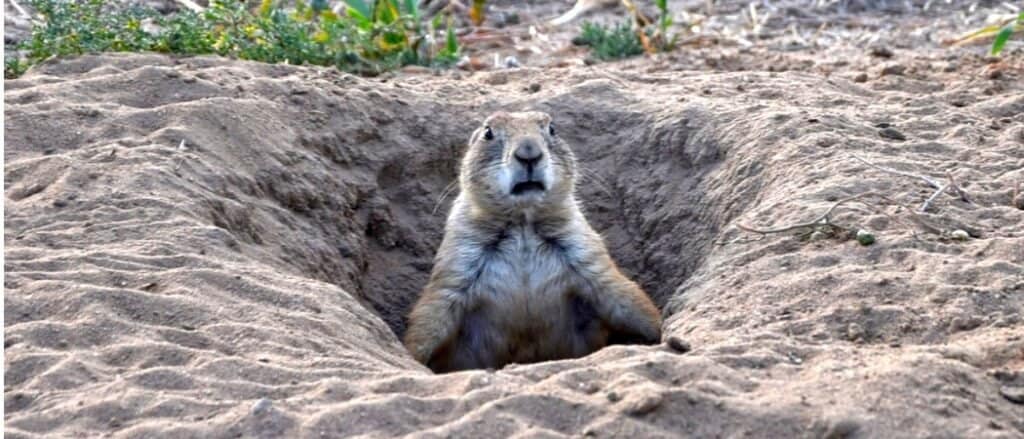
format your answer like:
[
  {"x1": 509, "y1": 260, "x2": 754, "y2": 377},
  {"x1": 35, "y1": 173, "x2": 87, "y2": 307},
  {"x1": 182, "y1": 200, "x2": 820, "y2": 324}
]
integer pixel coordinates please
[
  {"x1": 6, "y1": 0, "x2": 460, "y2": 78},
  {"x1": 574, "y1": 0, "x2": 678, "y2": 62},
  {"x1": 576, "y1": 21, "x2": 643, "y2": 60},
  {"x1": 650, "y1": 0, "x2": 678, "y2": 51}
]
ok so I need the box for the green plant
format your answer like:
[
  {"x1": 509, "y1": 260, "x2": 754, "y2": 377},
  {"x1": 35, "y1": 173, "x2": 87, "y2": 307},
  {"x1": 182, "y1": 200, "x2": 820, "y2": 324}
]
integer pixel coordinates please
[
  {"x1": 991, "y1": 11, "x2": 1023, "y2": 55},
  {"x1": 6, "y1": 0, "x2": 460, "y2": 78},
  {"x1": 650, "y1": 0, "x2": 677, "y2": 51},
  {"x1": 573, "y1": 0, "x2": 678, "y2": 62},
  {"x1": 576, "y1": 21, "x2": 643, "y2": 61},
  {"x1": 5, "y1": 57, "x2": 30, "y2": 79},
  {"x1": 950, "y1": 11, "x2": 1023, "y2": 55}
]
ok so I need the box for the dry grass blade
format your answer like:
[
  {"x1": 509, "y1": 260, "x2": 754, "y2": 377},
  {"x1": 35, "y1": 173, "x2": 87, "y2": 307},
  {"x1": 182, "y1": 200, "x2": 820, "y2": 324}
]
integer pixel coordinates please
[
  {"x1": 550, "y1": 0, "x2": 611, "y2": 26},
  {"x1": 175, "y1": 0, "x2": 205, "y2": 12},
  {"x1": 735, "y1": 192, "x2": 876, "y2": 235},
  {"x1": 919, "y1": 182, "x2": 950, "y2": 213},
  {"x1": 944, "y1": 14, "x2": 1019, "y2": 46},
  {"x1": 735, "y1": 191, "x2": 943, "y2": 237},
  {"x1": 852, "y1": 154, "x2": 942, "y2": 189},
  {"x1": 8, "y1": 0, "x2": 31, "y2": 19},
  {"x1": 853, "y1": 155, "x2": 969, "y2": 212}
]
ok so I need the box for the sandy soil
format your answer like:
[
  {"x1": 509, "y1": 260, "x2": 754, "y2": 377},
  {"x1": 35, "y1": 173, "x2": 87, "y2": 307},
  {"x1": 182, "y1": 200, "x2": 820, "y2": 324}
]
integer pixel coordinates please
[{"x1": 5, "y1": 1, "x2": 1024, "y2": 438}]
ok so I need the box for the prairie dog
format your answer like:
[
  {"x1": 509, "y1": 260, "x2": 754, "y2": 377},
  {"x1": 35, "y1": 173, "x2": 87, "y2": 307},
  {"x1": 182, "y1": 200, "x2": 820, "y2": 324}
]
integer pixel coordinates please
[{"x1": 404, "y1": 111, "x2": 662, "y2": 373}]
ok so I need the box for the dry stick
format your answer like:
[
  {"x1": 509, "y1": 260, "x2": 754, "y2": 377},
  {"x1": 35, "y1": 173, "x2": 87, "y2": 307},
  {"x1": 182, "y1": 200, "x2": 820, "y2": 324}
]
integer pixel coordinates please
[
  {"x1": 919, "y1": 181, "x2": 951, "y2": 213},
  {"x1": 735, "y1": 192, "x2": 877, "y2": 235},
  {"x1": 8, "y1": 0, "x2": 40, "y2": 25},
  {"x1": 736, "y1": 191, "x2": 943, "y2": 237},
  {"x1": 851, "y1": 154, "x2": 942, "y2": 189},
  {"x1": 175, "y1": 0, "x2": 204, "y2": 12},
  {"x1": 8, "y1": 0, "x2": 29, "y2": 18},
  {"x1": 946, "y1": 171, "x2": 970, "y2": 203},
  {"x1": 852, "y1": 154, "x2": 969, "y2": 212}
]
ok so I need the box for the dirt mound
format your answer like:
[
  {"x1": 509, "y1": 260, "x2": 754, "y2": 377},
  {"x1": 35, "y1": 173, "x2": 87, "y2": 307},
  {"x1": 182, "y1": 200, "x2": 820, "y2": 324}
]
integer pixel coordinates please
[{"x1": 5, "y1": 53, "x2": 1023, "y2": 438}]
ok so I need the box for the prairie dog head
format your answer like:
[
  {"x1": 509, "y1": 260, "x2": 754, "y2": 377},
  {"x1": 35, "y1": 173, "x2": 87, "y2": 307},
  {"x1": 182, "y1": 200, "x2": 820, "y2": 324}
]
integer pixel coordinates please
[{"x1": 460, "y1": 111, "x2": 578, "y2": 214}]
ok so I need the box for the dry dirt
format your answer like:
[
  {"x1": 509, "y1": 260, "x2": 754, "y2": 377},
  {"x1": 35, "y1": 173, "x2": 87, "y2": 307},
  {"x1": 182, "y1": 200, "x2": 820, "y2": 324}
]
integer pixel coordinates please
[{"x1": 4, "y1": 1, "x2": 1024, "y2": 437}]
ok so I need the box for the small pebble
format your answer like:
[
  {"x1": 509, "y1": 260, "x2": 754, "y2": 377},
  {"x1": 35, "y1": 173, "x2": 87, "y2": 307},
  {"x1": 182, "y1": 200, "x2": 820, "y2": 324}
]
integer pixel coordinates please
[
  {"x1": 852, "y1": 72, "x2": 868, "y2": 83},
  {"x1": 950, "y1": 316, "x2": 972, "y2": 331},
  {"x1": 823, "y1": 418, "x2": 862, "y2": 439},
  {"x1": 528, "y1": 83, "x2": 542, "y2": 93},
  {"x1": 666, "y1": 336, "x2": 691, "y2": 354},
  {"x1": 856, "y1": 230, "x2": 875, "y2": 246},
  {"x1": 878, "y1": 127, "x2": 906, "y2": 141},
  {"x1": 620, "y1": 389, "x2": 664, "y2": 415},
  {"x1": 869, "y1": 45, "x2": 893, "y2": 58},
  {"x1": 251, "y1": 397, "x2": 273, "y2": 416},
  {"x1": 846, "y1": 322, "x2": 865, "y2": 341},
  {"x1": 950, "y1": 229, "x2": 969, "y2": 241},
  {"x1": 880, "y1": 63, "x2": 905, "y2": 76},
  {"x1": 1000, "y1": 386, "x2": 1024, "y2": 404},
  {"x1": 983, "y1": 65, "x2": 1003, "y2": 79}
]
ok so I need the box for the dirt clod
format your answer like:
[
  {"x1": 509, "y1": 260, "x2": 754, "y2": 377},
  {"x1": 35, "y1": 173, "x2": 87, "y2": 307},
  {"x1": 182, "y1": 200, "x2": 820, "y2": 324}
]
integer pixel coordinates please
[
  {"x1": 869, "y1": 46, "x2": 894, "y2": 58},
  {"x1": 666, "y1": 336, "x2": 692, "y2": 354},
  {"x1": 1001, "y1": 387, "x2": 1024, "y2": 404},
  {"x1": 878, "y1": 127, "x2": 907, "y2": 141},
  {"x1": 880, "y1": 63, "x2": 905, "y2": 76}
]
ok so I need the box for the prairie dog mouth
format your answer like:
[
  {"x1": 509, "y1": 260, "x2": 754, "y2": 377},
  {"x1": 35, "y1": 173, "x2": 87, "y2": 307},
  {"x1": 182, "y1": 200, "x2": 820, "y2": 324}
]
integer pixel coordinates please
[{"x1": 511, "y1": 181, "x2": 546, "y2": 195}]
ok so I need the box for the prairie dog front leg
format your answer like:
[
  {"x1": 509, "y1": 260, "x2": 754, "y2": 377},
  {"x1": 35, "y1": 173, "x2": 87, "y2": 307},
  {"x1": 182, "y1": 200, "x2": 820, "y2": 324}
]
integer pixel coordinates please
[
  {"x1": 579, "y1": 252, "x2": 662, "y2": 343},
  {"x1": 403, "y1": 286, "x2": 465, "y2": 365}
]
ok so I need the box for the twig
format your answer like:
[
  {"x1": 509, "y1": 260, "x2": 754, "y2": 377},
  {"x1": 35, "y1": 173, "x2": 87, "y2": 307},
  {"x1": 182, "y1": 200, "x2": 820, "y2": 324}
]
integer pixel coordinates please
[
  {"x1": 175, "y1": 0, "x2": 204, "y2": 12},
  {"x1": 713, "y1": 233, "x2": 765, "y2": 246},
  {"x1": 919, "y1": 182, "x2": 950, "y2": 213},
  {"x1": 736, "y1": 192, "x2": 876, "y2": 235},
  {"x1": 853, "y1": 155, "x2": 970, "y2": 212},
  {"x1": 852, "y1": 193, "x2": 944, "y2": 235},
  {"x1": 549, "y1": 0, "x2": 598, "y2": 26},
  {"x1": 946, "y1": 171, "x2": 970, "y2": 203},
  {"x1": 851, "y1": 154, "x2": 942, "y2": 189},
  {"x1": 736, "y1": 191, "x2": 943, "y2": 238},
  {"x1": 8, "y1": 0, "x2": 30, "y2": 19}
]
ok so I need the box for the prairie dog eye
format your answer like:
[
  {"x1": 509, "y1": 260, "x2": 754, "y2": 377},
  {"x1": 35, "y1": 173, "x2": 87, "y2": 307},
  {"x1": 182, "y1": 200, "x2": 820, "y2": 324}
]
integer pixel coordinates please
[
  {"x1": 548, "y1": 123, "x2": 556, "y2": 136},
  {"x1": 484, "y1": 126, "x2": 494, "y2": 141}
]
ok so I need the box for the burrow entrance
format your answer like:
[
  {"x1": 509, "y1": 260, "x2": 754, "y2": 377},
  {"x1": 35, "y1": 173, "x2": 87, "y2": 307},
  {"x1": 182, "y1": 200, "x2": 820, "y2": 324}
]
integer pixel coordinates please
[{"x1": 202, "y1": 79, "x2": 750, "y2": 349}]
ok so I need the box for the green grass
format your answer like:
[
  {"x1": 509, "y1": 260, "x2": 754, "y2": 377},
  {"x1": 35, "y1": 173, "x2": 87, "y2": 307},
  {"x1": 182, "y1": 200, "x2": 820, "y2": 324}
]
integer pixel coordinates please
[
  {"x1": 4, "y1": 0, "x2": 461, "y2": 79},
  {"x1": 575, "y1": 21, "x2": 643, "y2": 61},
  {"x1": 949, "y1": 11, "x2": 1023, "y2": 56},
  {"x1": 991, "y1": 11, "x2": 1024, "y2": 55},
  {"x1": 573, "y1": 0, "x2": 678, "y2": 63}
]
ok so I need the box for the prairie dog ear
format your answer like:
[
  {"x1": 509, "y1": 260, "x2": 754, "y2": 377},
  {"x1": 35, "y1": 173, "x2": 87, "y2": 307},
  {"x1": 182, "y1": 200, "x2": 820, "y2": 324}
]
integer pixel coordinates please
[{"x1": 484, "y1": 111, "x2": 510, "y2": 127}]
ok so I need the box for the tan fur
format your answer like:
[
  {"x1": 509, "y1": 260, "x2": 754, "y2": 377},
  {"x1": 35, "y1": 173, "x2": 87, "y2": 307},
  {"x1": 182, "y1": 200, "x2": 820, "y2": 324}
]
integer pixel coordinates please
[{"x1": 404, "y1": 111, "x2": 662, "y2": 373}]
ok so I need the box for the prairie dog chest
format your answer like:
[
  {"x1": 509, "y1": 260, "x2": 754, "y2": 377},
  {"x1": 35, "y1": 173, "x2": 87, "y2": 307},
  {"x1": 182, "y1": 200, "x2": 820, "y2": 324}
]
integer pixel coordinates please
[{"x1": 469, "y1": 225, "x2": 576, "y2": 306}]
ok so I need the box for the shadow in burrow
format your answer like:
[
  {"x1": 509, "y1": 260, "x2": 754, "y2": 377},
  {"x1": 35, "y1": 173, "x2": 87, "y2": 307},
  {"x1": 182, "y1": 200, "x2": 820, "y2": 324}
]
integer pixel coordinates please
[{"x1": 219, "y1": 96, "x2": 744, "y2": 359}]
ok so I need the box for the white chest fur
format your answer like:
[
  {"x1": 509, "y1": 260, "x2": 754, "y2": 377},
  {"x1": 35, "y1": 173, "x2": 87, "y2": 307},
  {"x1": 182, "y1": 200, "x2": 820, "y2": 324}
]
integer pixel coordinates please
[{"x1": 467, "y1": 225, "x2": 577, "y2": 319}]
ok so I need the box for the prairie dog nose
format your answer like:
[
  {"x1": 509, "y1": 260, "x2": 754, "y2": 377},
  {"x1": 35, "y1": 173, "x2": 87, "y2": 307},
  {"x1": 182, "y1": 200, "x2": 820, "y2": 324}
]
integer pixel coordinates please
[{"x1": 513, "y1": 140, "x2": 543, "y2": 166}]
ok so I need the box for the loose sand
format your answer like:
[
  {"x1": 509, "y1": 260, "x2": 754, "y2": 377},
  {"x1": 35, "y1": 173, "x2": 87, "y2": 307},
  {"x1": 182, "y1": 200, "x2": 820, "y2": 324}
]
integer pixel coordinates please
[{"x1": 4, "y1": 2, "x2": 1024, "y2": 437}]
